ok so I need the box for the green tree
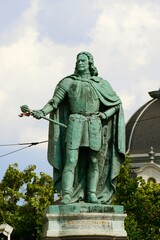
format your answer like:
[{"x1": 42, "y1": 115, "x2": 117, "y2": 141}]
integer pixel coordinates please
[
  {"x1": 0, "y1": 164, "x2": 54, "y2": 240},
  {"x1": 114, "y1": 156, "x2": 160, "y2": 240}
]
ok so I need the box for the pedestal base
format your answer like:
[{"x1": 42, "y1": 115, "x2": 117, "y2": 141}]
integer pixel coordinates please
[
  {"x1": 42, "y1": 204, "x2": 127, "y2": 240},
  {"x1": 44, "y1": 237, "x2": 127, "y2": 240}
]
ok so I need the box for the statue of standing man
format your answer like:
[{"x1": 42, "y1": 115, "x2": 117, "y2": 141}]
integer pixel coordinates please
[{"x1": 21, "y1": 52, "x2": 125, "y2": 205}]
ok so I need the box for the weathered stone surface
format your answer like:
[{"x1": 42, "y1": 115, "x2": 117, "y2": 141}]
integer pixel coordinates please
[
  {"x1": 44, "y1": 237, "x2": 127, "y2": 240},
  {"x1": 42, "y1": 204, "x2": 127, "y2": 240},
  {"x1": 46, "y1": 204, "x2": 124, "y2": 214}
]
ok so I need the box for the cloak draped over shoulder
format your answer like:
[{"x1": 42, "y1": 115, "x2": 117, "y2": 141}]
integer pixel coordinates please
[{"x1": 47, "y1": 75, "x2": 125, "y2": 204}]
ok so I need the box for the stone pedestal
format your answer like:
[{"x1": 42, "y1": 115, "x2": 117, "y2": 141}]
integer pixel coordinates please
[{"x1": 42, "y1": 204, "x2": 127, "y2": 240}]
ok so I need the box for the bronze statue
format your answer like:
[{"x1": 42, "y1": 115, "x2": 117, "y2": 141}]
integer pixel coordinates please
[{"x1": 21, "y1": 52, "x2": 125, "y2": 205}]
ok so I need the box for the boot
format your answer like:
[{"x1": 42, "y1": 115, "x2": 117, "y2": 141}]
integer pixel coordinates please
[
  {"x1": 87, "y1": 168, "x2": 99, "y2": 204},
  {"x1": 87, "y1": 192, "x2": 99, "y2": 204},
  {"x1": 61, "y1": 193, "x2": 71, "y2": 205},
  {"x1": 61, "y1": 169, "x2": 74, "y2": 205}
]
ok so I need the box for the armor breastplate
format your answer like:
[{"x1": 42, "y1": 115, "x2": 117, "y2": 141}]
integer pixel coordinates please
[{"x1": 68, "y1": 79, "x2": 100, "y2": 114}]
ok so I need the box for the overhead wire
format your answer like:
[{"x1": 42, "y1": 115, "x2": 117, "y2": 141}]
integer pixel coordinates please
[
  {"x1": 0, "y1": 140, "x2": 48, "y2": 147},
  {"x1": 0, "y1": 114, "x2": 160, "y2": 158},
  {"x1": 0, "y1": 145, "x2": 33, "y2": 158},
  {"x1": 0, "y1": 140, "x2": 48, "y2": 158}
]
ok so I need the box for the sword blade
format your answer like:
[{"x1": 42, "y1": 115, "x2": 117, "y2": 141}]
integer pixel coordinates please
[{"x1": 41, "y1": 115, "x2": 67, "y2": 128}]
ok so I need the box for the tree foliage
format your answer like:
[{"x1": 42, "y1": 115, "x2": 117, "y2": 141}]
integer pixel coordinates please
[
  {"x1": 114, "y1": 156, "x2": 160, "y2": 240},
  {"x1": 0, "y1": 164, "x2": 54, "y2": 240},
  {"x1": 2, "y1": 158, "x2": 160, "y2": 239}
]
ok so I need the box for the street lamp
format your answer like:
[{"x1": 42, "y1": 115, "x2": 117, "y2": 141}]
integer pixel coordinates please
[{"x1": 0, "y1": 224, "x2": 13, "y2": 240}]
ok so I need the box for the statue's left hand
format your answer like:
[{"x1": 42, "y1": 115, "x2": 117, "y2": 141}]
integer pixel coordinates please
[{"x1": 95, "y1": 112, "x2": 106, "y2": 120}]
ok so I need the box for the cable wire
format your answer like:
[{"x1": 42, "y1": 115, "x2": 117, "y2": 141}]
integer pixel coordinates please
[
  {"x1": 0, "y1": 145, "x2": 32, "y2": 158},
  {"x1": 1, "y1": 114, "x2": 160, "y2": 157},
  {"x1": 0, "y1": 140, "x2": 48, "y2": 147},
  {"x1": 0, "y1": 141, "x2": 48, "y2": 158}
]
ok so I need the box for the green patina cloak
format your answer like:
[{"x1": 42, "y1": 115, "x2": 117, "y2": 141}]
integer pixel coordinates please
[{"x1": 48, "y1": 75, "x2": 125, "y2": 204}]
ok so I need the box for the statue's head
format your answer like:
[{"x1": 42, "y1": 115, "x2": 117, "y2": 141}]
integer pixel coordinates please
[{"x1": 74, "y1": 51, "x2": 98, "y2": 76}]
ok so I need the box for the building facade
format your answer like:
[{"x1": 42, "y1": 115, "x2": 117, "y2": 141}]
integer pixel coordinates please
[{"x1": 126, "y1": 89, "x2": 160, "y2": 182}]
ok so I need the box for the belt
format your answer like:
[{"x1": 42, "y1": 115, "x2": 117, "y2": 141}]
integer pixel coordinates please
[{"x1": 72, "y1": 112, "x2": 99, "y2": 116}]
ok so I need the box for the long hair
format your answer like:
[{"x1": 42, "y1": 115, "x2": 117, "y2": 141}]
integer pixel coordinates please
[{"x1": 74, "y1": 51, "x2": 98, "y2": 76}]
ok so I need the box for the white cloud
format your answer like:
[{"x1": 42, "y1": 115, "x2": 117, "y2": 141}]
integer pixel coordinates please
[
  {"x1": 120, "y1": 93, "x2": 135, "y2": 111},
  {"x1": 87, "y1": 1, "x2": 160, "y2": 121},
  {"x1": 90, "y1": 1, "x2": 160, "y2": 69},
  {"x1": 0, "y1": 0, "x2": 160, "y2": 178},
  {"x1": 19, "y1": 124, "x2": 48, "y2": 150}
]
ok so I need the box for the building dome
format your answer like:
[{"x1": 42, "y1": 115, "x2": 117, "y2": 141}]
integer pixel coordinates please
[{"x1": 126, "y1": 89, "x2": 160, "y2": 169}]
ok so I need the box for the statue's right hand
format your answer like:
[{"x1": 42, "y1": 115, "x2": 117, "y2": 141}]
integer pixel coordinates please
[{"x1": 32, "y1": 110, "x2": 44, "y2": 119}]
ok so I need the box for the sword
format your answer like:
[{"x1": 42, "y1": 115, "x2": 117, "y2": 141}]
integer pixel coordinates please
[{"x1": 19, "y1": 105, "x2": 67, "y2": 128}]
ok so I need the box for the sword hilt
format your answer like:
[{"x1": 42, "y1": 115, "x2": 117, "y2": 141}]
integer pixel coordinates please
[
  {"x1": 19, "y1": 105, "x2": 32, "y2": 117},
  {"x1": 19, "y1": 105, "x2": 67, "y2": 128}
]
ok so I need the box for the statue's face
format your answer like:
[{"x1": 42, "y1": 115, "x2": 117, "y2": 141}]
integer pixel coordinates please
[{"x1": 76, "y1": 54, "x2": 89, "y2": 73}]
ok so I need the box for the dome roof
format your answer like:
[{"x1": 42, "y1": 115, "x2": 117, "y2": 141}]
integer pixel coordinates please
[{"x1": 126, "y1": 89, "x2": 160, "y2": 168}]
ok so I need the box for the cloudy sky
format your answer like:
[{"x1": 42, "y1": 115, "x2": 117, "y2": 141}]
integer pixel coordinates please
[{"x1": 0, "y1": 0, "x2": 160, "y2": 180}]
